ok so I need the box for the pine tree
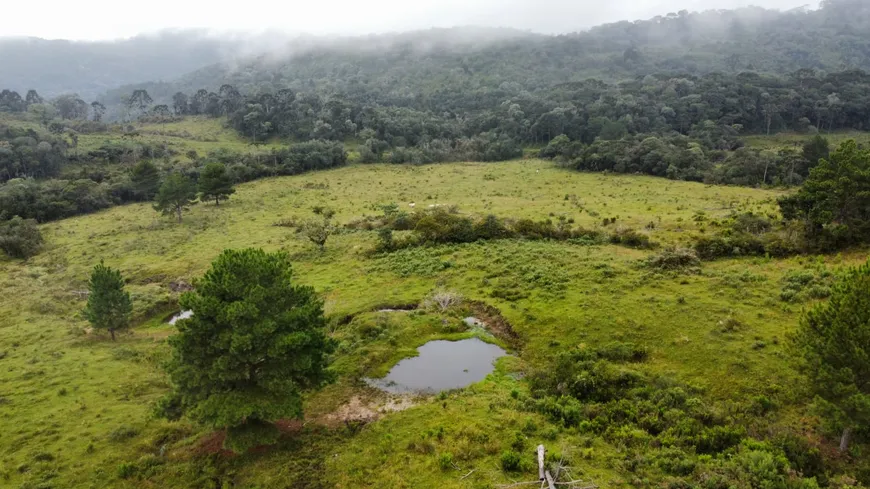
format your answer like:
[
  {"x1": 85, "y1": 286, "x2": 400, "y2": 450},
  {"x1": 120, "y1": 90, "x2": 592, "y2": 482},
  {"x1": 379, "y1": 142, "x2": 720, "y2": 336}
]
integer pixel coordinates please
[
  {"x1": 791, "y1": 259, "x2": 870, "y2": 452},
  {"x1": 158, "y1": 249, "x2": 334, "y2": 452},
  {"x1": 198, "y1": 163, "x2": 235, "y2": 205},
  {"x1": 153, "y1": 173, "x2": 197, "y2": 223},
  {"x1": 83, "y1": 261, "x2": 132, "y2": 341},
  {"x1": 130, "y1": 160, "x2": 161, "y2": 201}
]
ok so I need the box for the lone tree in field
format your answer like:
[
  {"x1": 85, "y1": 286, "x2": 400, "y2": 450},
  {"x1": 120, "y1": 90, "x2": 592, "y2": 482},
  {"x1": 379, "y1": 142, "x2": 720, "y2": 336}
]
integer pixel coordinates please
[
  {"x1": 154, "y1": 173, "x2": 197, "y2": 222},
  {"x1": 159, "y1": 248, "x2": 334, "y2": 452},
  {"x1": 83, "y1": 262, "x2": 132, "y2": 341},
  {"x1": 791, "y1": 260, "x2": 870, "y2": 452},
  {"x1": 300, "y1": 206, "x2": 335, "y2": 250},
  {"x1": 198, "y1": 163, "x2": 235, "y2": 205},
  {"x1": 130, "y1": 160, "x2": 161, "y2": 201}
]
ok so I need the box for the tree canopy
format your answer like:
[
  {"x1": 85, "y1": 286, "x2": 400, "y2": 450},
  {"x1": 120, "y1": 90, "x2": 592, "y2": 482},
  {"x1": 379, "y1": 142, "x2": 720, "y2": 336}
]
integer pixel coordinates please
[
  {"x1": 159, "y1": 248, "x2": 334, "y2": 452},
  {"x1": 130, "y1": 160, "x2": 161, "y2": 201},
  {"x1": 153, "y1": 173, "x2": 197, "y2": 222},
  {"x1": 197, "y1": 163, "x2": 234, "y2": 205},
  {"x1": 779, "y1": 141, "x2": 870, "y2": 250},
  {"x1": 791, "y1": 259, "x2": 870, "y2": 451}
]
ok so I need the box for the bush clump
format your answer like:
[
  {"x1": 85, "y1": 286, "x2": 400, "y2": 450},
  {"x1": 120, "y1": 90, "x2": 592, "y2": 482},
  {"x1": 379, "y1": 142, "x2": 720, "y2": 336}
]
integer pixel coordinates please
[
  {"x1": 0, "y1": 216, "x2": 43, "y2": 259},
  {"x1": 643, "y1": 247, "x2": 701, "y2": 271},
  {"x1": 500, "y1": 450, "x2": 522, "y2": 472},
  {"x1": 363, "y1": 206, "x2": 654, "y2": 253}
]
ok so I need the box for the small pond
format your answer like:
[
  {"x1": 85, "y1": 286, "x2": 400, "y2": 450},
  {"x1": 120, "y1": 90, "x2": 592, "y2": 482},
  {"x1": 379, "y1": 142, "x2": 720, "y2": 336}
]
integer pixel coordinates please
[
  {"x1": 368, "y1": 337, "x2": 507, "y2": 394},
  {"x1": 168, "y1": 310, "x2": 193, "y2": 325}
]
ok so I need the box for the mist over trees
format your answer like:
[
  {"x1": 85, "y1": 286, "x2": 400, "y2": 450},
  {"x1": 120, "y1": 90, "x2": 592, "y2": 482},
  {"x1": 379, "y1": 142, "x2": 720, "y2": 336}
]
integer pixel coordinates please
[
  {"x1": 0, "y1": 32, "x2": 232, "y2": 101},
  {"x1": 1, "y1": 0, "x2": 870, "y2": 225}
]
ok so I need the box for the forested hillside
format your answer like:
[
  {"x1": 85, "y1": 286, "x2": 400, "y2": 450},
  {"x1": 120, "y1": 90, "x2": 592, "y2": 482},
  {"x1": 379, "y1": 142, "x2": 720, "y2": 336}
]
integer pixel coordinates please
[
  {"x1": 4, "y1": 1, "x2": 870, "y2": 227},
  {"x1": 111, "y1": 0, "x2": 870, "y2": 101}
]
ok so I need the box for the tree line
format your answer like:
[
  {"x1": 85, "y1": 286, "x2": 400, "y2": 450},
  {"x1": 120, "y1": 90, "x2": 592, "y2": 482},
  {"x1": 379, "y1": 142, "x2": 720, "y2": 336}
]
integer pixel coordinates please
[
  {"x1": 0, "y1": 140, "x2": 347, "y2": 225},
  {"x1": 155, "y1": 69, "x2": 870, "y2": 152}
]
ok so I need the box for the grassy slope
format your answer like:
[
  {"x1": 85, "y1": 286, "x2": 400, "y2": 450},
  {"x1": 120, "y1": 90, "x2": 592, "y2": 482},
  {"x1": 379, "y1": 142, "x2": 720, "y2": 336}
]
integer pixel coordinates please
[
  {"x1": 76, "y1": 117, "x2": 285, "y2": 161},
  {"x1": 1, "y1": 160, "x2": 866, "y2": 488}
]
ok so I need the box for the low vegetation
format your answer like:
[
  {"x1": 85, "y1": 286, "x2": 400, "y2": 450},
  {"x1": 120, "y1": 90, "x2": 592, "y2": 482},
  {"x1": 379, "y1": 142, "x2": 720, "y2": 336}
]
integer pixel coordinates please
[{"x1": 353, "y1": 205, "x2": 656, "y2": 252}]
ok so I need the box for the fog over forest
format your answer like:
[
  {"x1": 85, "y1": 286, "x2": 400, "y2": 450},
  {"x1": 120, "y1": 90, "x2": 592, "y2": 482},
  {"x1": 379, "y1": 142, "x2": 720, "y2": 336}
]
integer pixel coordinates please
[{"x1": 5, "y1": 0, "x2": 817, "y2": 40}]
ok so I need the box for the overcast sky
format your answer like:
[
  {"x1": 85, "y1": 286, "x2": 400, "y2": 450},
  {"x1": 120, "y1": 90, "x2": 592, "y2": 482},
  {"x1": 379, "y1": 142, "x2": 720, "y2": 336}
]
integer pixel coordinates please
[{"x1": 2, "y1": 0, "x2": 818, "y2": 41}]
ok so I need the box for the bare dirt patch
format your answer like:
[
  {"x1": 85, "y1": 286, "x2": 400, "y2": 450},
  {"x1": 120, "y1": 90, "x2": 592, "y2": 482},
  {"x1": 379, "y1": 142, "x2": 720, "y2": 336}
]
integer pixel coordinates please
[
  {"x1": 321, "y1": 395, "x2": 416, "y2": 427},
  {"x1": 467, "y1": 300, "x2": 521, "y2": 348}
]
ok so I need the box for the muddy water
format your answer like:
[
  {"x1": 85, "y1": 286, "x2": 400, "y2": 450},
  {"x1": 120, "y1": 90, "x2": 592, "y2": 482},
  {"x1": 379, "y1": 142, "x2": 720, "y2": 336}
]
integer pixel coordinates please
[{"x1": 369, "y1": 337, "x2": 507, "y2": 394}]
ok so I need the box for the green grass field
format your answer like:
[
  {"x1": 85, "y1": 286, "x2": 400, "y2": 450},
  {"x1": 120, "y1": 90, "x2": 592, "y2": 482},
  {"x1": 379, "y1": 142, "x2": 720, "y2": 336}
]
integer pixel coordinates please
[
  {"x1": 76, "y1": 117, "x2": 286, "y2": 161},
  {"x1": 1, "y1": 159, "x2": 866, "y2": 488}
]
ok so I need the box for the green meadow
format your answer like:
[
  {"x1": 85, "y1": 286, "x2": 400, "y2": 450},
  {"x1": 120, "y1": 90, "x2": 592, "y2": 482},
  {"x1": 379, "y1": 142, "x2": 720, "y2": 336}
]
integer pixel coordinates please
[{"x1": 1, "y1": 160, "x2": 865, "y2": 488}]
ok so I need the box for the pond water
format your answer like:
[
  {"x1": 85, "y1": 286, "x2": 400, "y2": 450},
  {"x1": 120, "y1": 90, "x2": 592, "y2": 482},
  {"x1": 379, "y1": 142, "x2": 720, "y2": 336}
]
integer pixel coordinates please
[
  {"x1": 168, "y1": 310, "x2": 193, "y2": 325},
  {"x1": 368, "y1": 337, "x2": 507, "y2": 394}
]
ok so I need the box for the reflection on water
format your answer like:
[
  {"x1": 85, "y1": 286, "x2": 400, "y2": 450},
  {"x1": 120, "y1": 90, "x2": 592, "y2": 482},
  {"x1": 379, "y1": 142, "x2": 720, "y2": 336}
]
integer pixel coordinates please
[{"x1": 368, "y1": 337, "x2": 507, "y2": 394}]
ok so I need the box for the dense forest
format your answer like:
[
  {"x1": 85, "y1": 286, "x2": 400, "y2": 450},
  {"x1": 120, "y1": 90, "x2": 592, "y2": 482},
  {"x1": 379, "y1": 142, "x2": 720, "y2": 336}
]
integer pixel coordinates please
[
  {"x1": 1, "y1": 0, "x2": 870, "y2": 223},
  {"x1": 110, "y1": 0, "x2": 870, "y2": 101}
]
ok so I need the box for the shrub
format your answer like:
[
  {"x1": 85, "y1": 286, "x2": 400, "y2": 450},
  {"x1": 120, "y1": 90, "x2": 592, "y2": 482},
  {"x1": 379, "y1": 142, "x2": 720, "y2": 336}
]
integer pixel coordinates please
[
  {"x1": 437, "y1": 452, "x2": 454, "y2": 471},
  {"x1": 774, "y1": 433, "x2": 825, "y2": 480},
  {"x1": 422, "y1": 289, "x2": 463, "y2": 311},
  {"x1": 694, "y1": 232, "x2": 766, "y2": 259},
  {"x1": 117, "y1": 462, "x2": 137, "y2": 479},
  {"x1": 500, "y1": 450, "x2": 522, "y2": 472},
  {"x1": 731, "y1": 213, "x2": 772, "y2": 234},
  {"x1": 643, "y1": 248, "x2": 700, "y2": 271},
  {"x1": 610, "y1": 228, "x2": 656, "y2": 249},
  {"x1": 0, "y1": 216, "x2": 43, "y2": 259},
  {"x1": 598, "y1": 342, "x2": 650, "y2": 362},
  {"x1": 376, "y1": 228, "x2": 394, "y2": 251}
]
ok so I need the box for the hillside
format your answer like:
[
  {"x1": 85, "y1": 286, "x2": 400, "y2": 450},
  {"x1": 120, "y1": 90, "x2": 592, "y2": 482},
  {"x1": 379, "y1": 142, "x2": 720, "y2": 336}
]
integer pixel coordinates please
[
  {"x1": 4, "y1": 159, "x2": 866, "y2": 488},
  {"x1": 0, "y1": 31, "x2": 278, "y2": 101},
  {"x1": 110, "y1": 1, "x2": 870, "y2": 103},
  {"x1": 2, "y1": 1, "x2": 870, "y2": 487}
]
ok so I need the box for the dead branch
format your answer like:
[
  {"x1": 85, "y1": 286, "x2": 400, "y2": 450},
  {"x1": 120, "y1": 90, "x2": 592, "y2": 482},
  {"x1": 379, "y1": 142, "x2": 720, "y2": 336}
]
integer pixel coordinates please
[
  {"x1": 459, "y1": 469, "x2": 476, "y2": 480},
  {"x1": 497, "y1": 481, "x2": 547, "y2": 488},
  {"x1": 554, "y1": 480, "x2": 597, "y2": 488}
]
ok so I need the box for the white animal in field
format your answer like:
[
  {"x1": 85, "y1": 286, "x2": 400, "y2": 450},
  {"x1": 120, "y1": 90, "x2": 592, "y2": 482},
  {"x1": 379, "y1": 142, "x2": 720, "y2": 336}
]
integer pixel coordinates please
[{"x1": 409, "y1": 203, "x2": 416, "y2": 208}]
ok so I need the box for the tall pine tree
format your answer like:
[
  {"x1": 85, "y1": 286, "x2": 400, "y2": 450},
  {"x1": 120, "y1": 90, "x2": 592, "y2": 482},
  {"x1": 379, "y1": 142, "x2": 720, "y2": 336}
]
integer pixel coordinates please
[
  {"x1": 158, "y1": 249, "x2": 334, "y2": 452},
  {"x1": 83, "y1": 261, "x2": 132, "y2": 341}
]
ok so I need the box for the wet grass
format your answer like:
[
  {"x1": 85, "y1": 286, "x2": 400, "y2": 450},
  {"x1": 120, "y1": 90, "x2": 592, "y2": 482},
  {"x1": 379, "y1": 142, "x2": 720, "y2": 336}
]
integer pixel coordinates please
[{"x1": 0, "y1": 160, "x2": 864, "y2": 487}]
